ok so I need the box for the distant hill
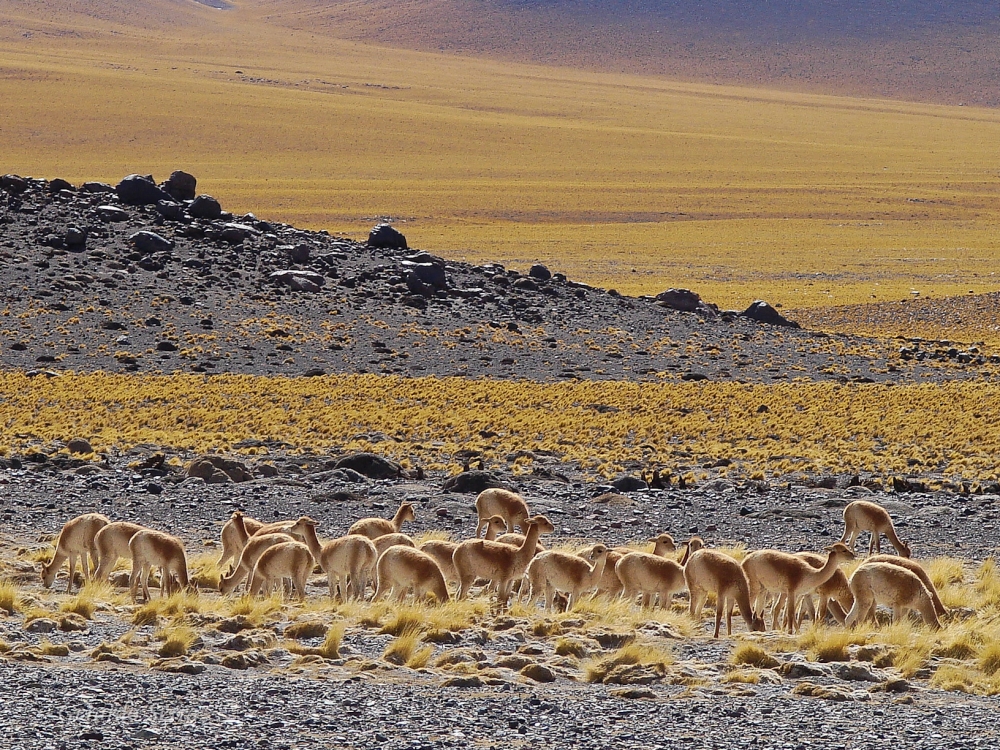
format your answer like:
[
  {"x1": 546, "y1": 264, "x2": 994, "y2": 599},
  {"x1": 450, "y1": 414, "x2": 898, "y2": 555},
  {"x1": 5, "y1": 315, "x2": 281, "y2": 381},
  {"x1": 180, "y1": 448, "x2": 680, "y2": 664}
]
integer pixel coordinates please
[{"x1": 244, "y1": 0, "x2": 1000, "y2": 106}]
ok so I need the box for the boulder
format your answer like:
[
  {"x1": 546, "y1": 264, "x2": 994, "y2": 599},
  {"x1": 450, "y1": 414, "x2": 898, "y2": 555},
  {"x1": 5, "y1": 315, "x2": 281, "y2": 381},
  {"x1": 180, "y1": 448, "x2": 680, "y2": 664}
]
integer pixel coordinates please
[
  {"x1": 441, "y1": 470, "x2": 508, "y2": 494},
  {"x1": 219, "y1": 223, "x2": 257, "y2": 244},
  {"x1": 116, "y1": 175, "x2": 170, "y2": 206},
  {"x1": 1, "y1": 174, "x2": 29, "y2": 194},
  {"x1": 610, "y1": 474, "x2": 647, "y2": 492},
  {"x1": 66, "y1": 437, "x2": 93, "y2": 454},
  {"x1": 97, "y1": 205, "x2": 129, "y2": 222},
  {"x1": 269, "y1": 269, "x2": 325, "y2": 293},
  {"x1": 64, "y1": 227, "x2": 86, "y2": 247},
  {"x1": 368, "y1": 223, "x2": 407, "y2": 249},
  {"x1": 162, "y1": 170, "x2": 197, "y2": 201},
  {"x1": 401, "y1": 261, "x2": 447, "y2": 289},
  {"x1": 48, "y1": 178, "x2": 74, "y2": 193},
  {"x1": 188, "y1": 194, "x2": 223, "y2": 220},
  {"x1": 284, "y1": 244, "x2": 311, "y2": 263},
  {"x1": 741, "y1": 300, "x2": 800, "y2": 328},
  {"x1": 656, "y1": 288, "x2": 702, "y2": 313},
  {"x1": 81, "y1": 182, "x2": 114, "y2": 194},
  {"x1": 155, "y1": 201, "x2": 186, "y2": 221},
  {"x1": 528, "y1": 264, "x2": 552, "y2": 281},
  {"x1": 129, "y1": 231, "x2": 174, "y2": 254},
  {"x1": 186, "y1": 456, "x2": 253, "y2": 483},
  {"x1": 332, "y1": 452, "x2": 402, "y2": 480}
]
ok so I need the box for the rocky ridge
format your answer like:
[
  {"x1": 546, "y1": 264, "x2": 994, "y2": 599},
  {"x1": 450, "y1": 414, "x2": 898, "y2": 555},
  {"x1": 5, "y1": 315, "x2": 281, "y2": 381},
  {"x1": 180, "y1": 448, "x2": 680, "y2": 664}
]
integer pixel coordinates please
[{"x1": 2, "y1": 172, "x2": 995, "y2": 383}]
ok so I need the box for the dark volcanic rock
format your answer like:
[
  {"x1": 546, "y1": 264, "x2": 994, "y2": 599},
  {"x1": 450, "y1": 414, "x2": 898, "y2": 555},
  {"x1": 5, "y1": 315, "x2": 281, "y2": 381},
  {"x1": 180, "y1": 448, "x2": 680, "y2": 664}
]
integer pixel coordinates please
[
  {"x1": 188, "y1": 194, "x2": 223, "y2": 220},
  {"x1": 161, "y1": 170, "x2": 197, "y2": 202},
  {"x1": 1, "y1": 174, "x2": 29, "y2": 194},
  {"x1": 368, "y1": 223, "x2": 407, "y2": 250},
  {"x1": 269, "y1": 269, "x2": 325, "y2": 292},
  {"x1": 129, "y1": 231, "x2": 174, "y2": 254},
  {"x1": 442, "y1": 470, "x2": 509, "y2": 494},
  {"x1": 116, "y1": 175, "x2": 171, "y2": 206},
  {"x1": 742, "y1": 300, "x2": 800, "y2": 328},
  {"x1": 528, "y1": 264, "x2": 552, "y2": 281},
  {"x1": 656, "y1": 288, "x2": 702, "y2": 312},
  {"x1": 333, "y1": 452, "x2": 402, "y2": 480}
]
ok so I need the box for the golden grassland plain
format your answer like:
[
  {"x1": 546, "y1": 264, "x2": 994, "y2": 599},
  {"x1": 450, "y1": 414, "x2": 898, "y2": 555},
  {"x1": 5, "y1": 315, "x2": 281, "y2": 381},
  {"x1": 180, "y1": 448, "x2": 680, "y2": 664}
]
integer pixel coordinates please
[
  {"x1": 4, "y1": 540, "x2": 1000, "y2": 695},
  {"x1": 4, "y1": 372, "x2": 1000, "y2": 483},
  {"x1": 2, "y1": 1, "x2": 1000, "y2": 311}
]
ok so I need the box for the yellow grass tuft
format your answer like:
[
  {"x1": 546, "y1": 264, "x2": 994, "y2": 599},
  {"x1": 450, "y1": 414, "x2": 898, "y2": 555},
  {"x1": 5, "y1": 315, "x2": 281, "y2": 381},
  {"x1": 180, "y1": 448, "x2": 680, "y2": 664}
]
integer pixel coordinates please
[
  {"x1": 188, "y1": 553, "x2": 223, "y2": 591},
  {"x1": 729, "y1": 642, "x2": 780, "y2": 669},
  {"x1": 35, "y1": 638, "x2": 70, "y2": 657},
  {"x1": 583, "y1": 642, "x2": 674, "y2": 684},
  {"x1": 554, "y1": 637, "x2": 589, "y2": 658},
  {"x1": 132, "y1": 591, "x2": 204, "y2": 626},
  {"x1": 0, "y1": 579, "x2": 21, "y2": 615},
  {"x1": 383, "y1": 627, "x2": 433, "y2": 668},
  {"x1": 798, "y1": 626, "x2": 865, "y2": 663},
  {"x1": 155, "y1": 625, "x2": 198, "y2": 658},
  {"x1": 978, "y1": 642, "x2": 1000, "y2": 676},
  {"x1": 223, "y1": 593, "x2": 284, "y2": 627}
]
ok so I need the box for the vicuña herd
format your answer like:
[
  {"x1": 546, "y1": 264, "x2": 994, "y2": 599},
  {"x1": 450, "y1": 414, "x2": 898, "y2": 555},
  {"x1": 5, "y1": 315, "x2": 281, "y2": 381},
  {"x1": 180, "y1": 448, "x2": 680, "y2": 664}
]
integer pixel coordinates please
[{"x1": 38, "y1": 496, "x2": 945, "y2": 636}]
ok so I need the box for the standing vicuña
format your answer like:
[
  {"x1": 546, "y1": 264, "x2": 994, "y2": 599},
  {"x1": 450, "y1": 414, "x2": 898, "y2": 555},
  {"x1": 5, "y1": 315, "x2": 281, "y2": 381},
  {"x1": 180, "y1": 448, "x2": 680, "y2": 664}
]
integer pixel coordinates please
[
  {"x1": 742, "y1": 543, "x2": 855, "y2": 632},
  {"x1": 129, "y1": 529, "x2": 189, "y2": 603},
  {"x1": 93, "y1": 521, "x2": 147, "y2": 582},
  {"x1": 453, "y1": 515, "x2": 554, "y2": 604},
  {"x1": 41, "y1": 513, "x2": 110, "y2": 592},
  {"x1": 219, "y1": 532, "x2": 295, "y2": 595},
  {"x1": 523, "y1": 544, "x2": 610, "y2": 610},
  {"x1": 475, "y1": 488, "x2": 530, "y2": 536},
  {"x1": 845, "y1": 561, "x2": 940, "y2": 629},
  {"x1": 840, "y1": 500, "x2": 911, "y2": 557},
  {"x1": 420, "y1": 515, "x2": 507, "y2": 587},
  {"x1": 348, "y1": 502, "x2": 415, "y2": 540},
  {"x1": 685, "y1": 548, "x2": 765, "y2": 638},
  {"x1": 218, "y1": 511, "x2": 264, "y2": 571},
  {"x1": 289, "y1": 516, "x2": 378, "y2": 601},
  {"x1": 374, "y1": 546, "x2": 449, "y2": 603},
  {"x1": 615, "y1": 534, "x2": 687, "y2": 609},
  {"x1": 248, "y1": 541, "x2": 314, "y2": 601},
  {"x1": 866, "y1": 554, "x2": 947, "y2": 617}
]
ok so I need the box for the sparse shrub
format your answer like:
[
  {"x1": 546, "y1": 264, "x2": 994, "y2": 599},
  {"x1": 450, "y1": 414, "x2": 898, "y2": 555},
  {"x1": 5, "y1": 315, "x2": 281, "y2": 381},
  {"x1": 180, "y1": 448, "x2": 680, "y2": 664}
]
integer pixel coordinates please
[
  {"x1": 979, "y1": 642, "x2": 1000, "y2": 676},
  {"x1": 383, "y1": 626, "x2": 432, "y2": 668},
  {"x1": 35, "y1": 638, "x2": 70, "y2": 657}
]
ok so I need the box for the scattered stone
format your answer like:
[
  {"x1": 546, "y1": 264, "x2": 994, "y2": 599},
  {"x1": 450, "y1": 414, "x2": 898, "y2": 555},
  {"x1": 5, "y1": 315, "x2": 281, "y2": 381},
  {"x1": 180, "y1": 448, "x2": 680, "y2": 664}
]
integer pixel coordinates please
[
  {"x1": 152, "y1": 658, "x2": 206, "y2": 675},
  {"x1": 59, "y1": 613, "x2": 90, "y2": 632},
  {"x1": 97, "y1": 205, "x2": 129, "y2": 222},
  {"x1": 221, "y1": 651, "x2": 269, "y2": 670},
  {"x1": 440, "y1": 675, "x2": 484, "y2": 688},
  {"x1": 368, "y1": 223, "x2": 407, "y2": 250},
  {"x1": 117, "y1": 174, "x2": 170, "y2": 205},
  {"x1": 269, "y1": 269, "x2": 326, "y2": 292},
  {"x1": 835, "y1": 663, "x2": 881, "y2": 682},
  {"x1": 780, "y1": 661, "x2": 830, "y2": 679},
  {"x1": 25, "y1": 618, "x2": 58, "y2": 634},
  {"x1": 610, "y1": 687, "x2": 657, "y2": 699},
  {"x1": 129, "y1": 231, "x2": 174, "y2": 254},
  {"x1": 186, "y1": 456, "x2": 253, "y2": 483},
  {"x1": 520, "y1": 663, "x2": 556, "y2": 682}
]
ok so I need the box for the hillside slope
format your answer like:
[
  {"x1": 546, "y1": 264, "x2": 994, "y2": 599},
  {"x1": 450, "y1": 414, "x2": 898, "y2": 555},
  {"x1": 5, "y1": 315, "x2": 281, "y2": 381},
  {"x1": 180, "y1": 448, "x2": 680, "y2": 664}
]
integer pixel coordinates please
[{"x1": 242, "y1": 0, "x2": 1000, "y2": 106}]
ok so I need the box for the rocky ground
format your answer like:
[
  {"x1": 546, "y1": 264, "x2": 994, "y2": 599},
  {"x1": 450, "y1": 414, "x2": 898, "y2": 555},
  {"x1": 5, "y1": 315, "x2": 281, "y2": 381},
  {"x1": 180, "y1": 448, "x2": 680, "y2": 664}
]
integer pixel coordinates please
[
  {"x1": 2, "y1": 172, "x2": 997, "y2": 383},
  {"x1": 3, "y1": 172, "x2": 1000, "y2": 749},
  {"x1": 1, "y1": 455, "x2": 998, "y2": 749}
]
